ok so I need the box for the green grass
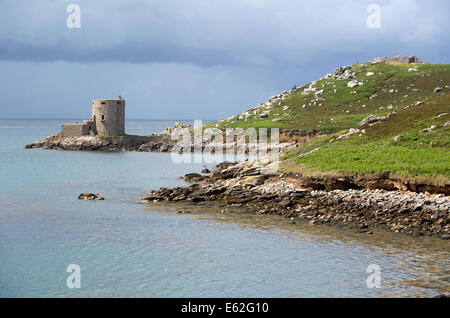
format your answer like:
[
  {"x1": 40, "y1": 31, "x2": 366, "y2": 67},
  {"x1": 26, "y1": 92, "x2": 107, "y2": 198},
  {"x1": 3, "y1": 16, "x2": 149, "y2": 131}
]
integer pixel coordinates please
[
  {"x1": 206, "y1": 62, "x2": 450, "y2": 132},
  {"x1": 207, "y1": 60, "x2": 450, "y2": 183},
  {"x1": 293, "y1": 139, "x2": 449, "y2": 179},
  {"x1": 283, "y1": 92, "x2": 450, "y2": 183}
]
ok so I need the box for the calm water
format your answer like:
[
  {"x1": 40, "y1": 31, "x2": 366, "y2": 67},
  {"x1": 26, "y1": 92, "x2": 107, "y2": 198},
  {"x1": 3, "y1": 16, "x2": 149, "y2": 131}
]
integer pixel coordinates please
[{"x1": 0, "y1": 119, "x2": 448, "y2": 297}]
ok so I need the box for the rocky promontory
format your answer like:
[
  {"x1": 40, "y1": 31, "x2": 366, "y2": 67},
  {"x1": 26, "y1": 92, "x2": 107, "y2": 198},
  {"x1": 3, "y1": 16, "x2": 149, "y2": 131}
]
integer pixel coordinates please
[
  {"x1": 25, "y1": 133, "x2": 176, "y2": 152},
  {"x1": 25, "y1": 122, "x2": 196, "y2": 152},
  {"x1": 143, "y1": 160, "x2": 450, "y2": 239},
  {"x1": 25, "y1": 121, "x2": 297, "y2": 154}
]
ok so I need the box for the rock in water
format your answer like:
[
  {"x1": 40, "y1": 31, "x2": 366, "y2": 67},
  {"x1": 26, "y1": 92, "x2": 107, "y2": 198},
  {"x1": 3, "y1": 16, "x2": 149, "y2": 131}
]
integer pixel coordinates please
[{"x1": 78, "y1": 193, "x2": 104, "y2": 200}]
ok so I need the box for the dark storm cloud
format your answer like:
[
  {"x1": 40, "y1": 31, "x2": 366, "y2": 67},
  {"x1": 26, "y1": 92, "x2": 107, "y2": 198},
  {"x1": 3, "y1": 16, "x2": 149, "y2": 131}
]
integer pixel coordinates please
[
  {"x1": 1, "y1": 0, "x2": 448, "y2": 66},
  {"x1": 0, "y1": 38, "x2": 237, "y2": 66},
  {"x1": 0, "y1": 0, "x2": 449, "y2": 120}
]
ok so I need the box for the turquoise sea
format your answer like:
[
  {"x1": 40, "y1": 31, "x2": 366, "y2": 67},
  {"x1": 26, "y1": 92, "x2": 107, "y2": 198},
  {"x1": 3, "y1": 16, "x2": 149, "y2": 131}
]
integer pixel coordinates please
[{"x1": 0, "y1": 119, "x2": 448, "y2": 297}]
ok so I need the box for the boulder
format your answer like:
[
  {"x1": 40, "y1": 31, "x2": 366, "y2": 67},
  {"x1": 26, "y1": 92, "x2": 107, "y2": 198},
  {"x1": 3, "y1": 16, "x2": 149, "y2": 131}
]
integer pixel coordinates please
[
  {"x1": 359, "y1": 114, "x2": 388, "y2": 127},
  {"x1": 332, "y1": 66, "x2": 354, "y2": 80},
  {"x1": 161, "y1": 122, "x2": 192, "y2": 135},
  {"x1": 314, "y1": 89, "x2": 324, "y2": 101},
  {"x1": 183, "y1": 173, "x2": 204, "y2": 182},
  {"x1": 78, "y1": 193, "x2": 104, "y2": 200},
  {"x1": 335, "y1": 128, "x2": 365, "y2": 141},
  {"x1": 347, "y1": 80, "x2": 360, "y2": 88},
  {"x1": 420, "y1": 125, "x2": 438, "y2": 132}
]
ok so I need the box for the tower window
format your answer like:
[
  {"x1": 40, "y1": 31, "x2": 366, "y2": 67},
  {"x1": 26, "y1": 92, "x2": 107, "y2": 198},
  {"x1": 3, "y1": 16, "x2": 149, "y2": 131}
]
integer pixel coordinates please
[
  {"x1": 101, "y1": 115, "x2": 105, "y2": 120},
  {"x1": 101, "y1": 102, "x2": 105, "y2": 105}
]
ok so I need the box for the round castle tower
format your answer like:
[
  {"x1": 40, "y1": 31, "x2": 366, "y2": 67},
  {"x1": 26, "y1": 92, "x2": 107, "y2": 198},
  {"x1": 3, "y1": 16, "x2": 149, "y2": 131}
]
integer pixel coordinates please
[{"x1": 92, "y1": 95, "x2": 125, "y2": 136}]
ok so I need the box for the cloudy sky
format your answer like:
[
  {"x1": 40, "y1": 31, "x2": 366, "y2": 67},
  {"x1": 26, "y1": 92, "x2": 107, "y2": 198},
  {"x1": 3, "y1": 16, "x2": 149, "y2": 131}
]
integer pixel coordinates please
[{"x1": 0, "y1": 0, "x2": 449, "y2": 120}]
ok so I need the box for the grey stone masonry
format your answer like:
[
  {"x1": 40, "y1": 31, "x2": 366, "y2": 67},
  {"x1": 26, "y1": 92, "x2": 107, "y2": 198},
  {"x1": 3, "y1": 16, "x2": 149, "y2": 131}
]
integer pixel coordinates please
[{"x1": 61, "y1": 95, "x2": 125, "y2": 137}]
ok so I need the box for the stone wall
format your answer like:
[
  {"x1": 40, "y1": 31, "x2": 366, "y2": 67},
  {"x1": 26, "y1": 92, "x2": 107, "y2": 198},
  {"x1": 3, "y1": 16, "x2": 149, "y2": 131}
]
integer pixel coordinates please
[
  {"x1": 372, "y1": 56, "x2": 423, "y2": 64},
  {"x1": 61, "y1": 123, "x2": 90, "y2": 137},
  {"x1": 82, "y1": 119, "x2": 97, "y2": 135}
]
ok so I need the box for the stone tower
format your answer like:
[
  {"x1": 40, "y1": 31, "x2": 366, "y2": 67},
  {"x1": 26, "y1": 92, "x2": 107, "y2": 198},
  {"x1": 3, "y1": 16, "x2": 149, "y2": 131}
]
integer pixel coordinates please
[
  {"x1": 91, "y1": 95, "x2": 125, "y2": 136},
  {"x1": 60, "y1": 95, "x2": 126, "y2": 137}
]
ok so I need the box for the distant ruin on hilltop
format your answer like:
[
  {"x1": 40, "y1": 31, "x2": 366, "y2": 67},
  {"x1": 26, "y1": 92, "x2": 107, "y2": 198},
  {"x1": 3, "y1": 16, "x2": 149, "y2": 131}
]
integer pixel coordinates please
[{"x1": 372, "y1": 55, "x2": 423, "y2": 64}]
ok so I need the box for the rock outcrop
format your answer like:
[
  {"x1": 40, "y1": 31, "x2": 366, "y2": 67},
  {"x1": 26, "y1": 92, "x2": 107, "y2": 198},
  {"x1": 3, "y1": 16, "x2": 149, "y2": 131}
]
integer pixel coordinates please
[
  {"x1": 161, "y1": 122, "x2": 192, "y2": 135},
  {"x1": 359, "y1": 114, "x2": 390, "y2": 127},
  {"x1": 332, "y1": 66, "x2": 355, "y2": 80},
  {"x1": 25, "y1": 131, "x2": 296, "y2": 154},
  {"x1": 26, "y1": 121, "x2": 198, "y2": 152},
  {"x1": 26, "y1": 134, "x2": 176, "y2": 152},
  {"x1": 143, "y1": 160, "x2": 450, "y2": 239}
]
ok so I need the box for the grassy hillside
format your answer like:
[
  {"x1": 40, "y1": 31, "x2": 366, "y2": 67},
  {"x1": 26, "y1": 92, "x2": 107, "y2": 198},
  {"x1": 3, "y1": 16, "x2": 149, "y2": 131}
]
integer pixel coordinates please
[
  {"x1": 207, "y1": 59, "x2": 450, "y2": 183},
  {"x1": 208, "y1": 61, "x2": 450, "y2": 132},
  {"x1": 282, "y1": 92, "x2": 450, "y2": 183}
]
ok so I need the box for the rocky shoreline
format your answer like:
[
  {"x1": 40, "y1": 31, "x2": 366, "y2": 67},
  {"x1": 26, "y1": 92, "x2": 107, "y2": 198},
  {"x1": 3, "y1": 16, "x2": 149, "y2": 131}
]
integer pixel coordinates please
[
  {"x1": 25, "y1": 132, "x2": 296, "y2": 154},
  {"x1": 25, "y1": 133, "x2": 177, "y2": 152},
  {"x1": 143, "y1": 160, "x2": 450, "y2": 239},
  {"x1": 26, "y1": 123, "x2": 450, "y2": 239}
]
